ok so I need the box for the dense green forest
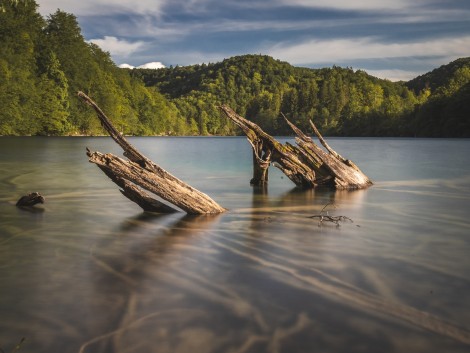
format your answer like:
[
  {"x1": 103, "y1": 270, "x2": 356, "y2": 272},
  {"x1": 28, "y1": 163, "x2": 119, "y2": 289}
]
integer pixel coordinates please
[
  {"x1": 133, "y1": 56, "x2": 470, "y2": 137},
  {"x1": 1, "y1": 0, "x2": 469, "y2": 137},
  {"x1": 0, "y1": 0, "x2": 185, "y2": 136}
]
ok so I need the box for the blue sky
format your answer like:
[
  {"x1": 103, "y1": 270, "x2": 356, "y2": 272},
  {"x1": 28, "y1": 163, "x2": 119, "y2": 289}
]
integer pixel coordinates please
[{"x1": 37, "y1": 0, "x2": 470, "y2": 81}]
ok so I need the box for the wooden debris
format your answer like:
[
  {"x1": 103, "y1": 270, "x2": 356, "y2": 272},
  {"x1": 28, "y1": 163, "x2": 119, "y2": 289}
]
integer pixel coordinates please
[
  {"x1": 16, "y1": 192, "x2": 45, "y2": 207},
  {"x1": 308, "y1": 203, "x2": 353, "y2": 227},
  {"x1": 78, "y1": 91, "x2": 225, "y2": 214},
  {"x1": 219, "y1": 105, "x2": 316, "y2": 188},
  {"x1": 219, "y1": 105, "x2": 372, "y2": 189}
]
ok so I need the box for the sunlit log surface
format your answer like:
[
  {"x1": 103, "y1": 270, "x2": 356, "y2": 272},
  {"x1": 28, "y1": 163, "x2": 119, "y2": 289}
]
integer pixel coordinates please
[
  {"x1": 78, "y1": 91, "x2": 225, "y2": 214},
  {"x1": 219, "y1": 105, "x2": 373, "y2": 189}
]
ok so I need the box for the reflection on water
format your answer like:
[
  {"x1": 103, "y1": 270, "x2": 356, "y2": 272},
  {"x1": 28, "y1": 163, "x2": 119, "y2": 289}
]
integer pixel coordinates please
[{"x1": 1, "y1": 137, "x2": 470, "y2": 353}]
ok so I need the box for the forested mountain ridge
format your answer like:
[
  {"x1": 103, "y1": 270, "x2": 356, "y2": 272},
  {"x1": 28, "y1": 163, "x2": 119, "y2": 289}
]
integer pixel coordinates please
[
  {"x1": 132, "y1": 55, "x2": 470, "y2": 137},
  {"x1": 1, "y1": 0, "x2": 469, "y2": 137},
  {"x1": 406, "y1": 57, "x2": 470, "y2": 94},
  {"x1": 405, "y1": 58, "x2": 470, "y2": 137}
]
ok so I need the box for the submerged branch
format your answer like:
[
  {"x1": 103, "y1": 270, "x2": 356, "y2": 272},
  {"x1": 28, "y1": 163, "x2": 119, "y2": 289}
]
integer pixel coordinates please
[{"x1": 308, "y1": 203, "x2": 353, "y2": 227}]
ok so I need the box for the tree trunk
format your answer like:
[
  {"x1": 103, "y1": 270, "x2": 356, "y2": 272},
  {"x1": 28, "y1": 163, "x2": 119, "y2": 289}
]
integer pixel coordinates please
[
  {"x1": 219, "y1": 105, "x2": 372, "y2": 190},
  {"x1": 78, "y1": 91, "x2": 225, "y2": 214},
  {"x1": 250, "y1": 140, "x2": 270, "y2": 186},
  {"x1": 219, "y1": 105, "x2": 316, "y2": 188}
]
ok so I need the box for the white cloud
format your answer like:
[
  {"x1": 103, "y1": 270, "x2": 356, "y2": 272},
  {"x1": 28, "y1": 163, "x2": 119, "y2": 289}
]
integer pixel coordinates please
[
  {"x1": 89, "y1": 36, "x2": 145, "y2": 57},
  {"x1": 33, "y1": 0, "x2": 430, "y2": 23},
  {"x1": 37, "y1": 0, "x2": 167, "y2": 16},
  {"x1": 274, "y1": 0, "x2": 423, "y2": 11},
  {"x1": 266, "y1": 35, "x2": 470, "y2": 66},
  {"x1": 118, "y1": 63, "x2": 135, "y2": 69},
  {"x1": 363, "y1": 69, "x2": 421, "y2": 82},
  {"x1": 118, "y1": 62, "x2": 166, "y2": 69},
  {"x1": 153, "y1": 51, "x2": 230, "y2": 67},
  {"x1": 137, "y1": 62, "x2": 166, "y2": 69},
  {"x1": 37, "y1": 0, "x2": 470, "y2": 80}
]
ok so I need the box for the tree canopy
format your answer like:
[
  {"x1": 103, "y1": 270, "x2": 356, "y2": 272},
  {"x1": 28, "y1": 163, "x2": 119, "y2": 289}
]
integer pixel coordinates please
[
  {"x1": 0, "y1": 0, "x2": 185, "y2": 136},
  {"x1": 132, "y1": 55, "x2": 470, "y2": 137},
  {"x1": 1, "y1": 0, "x2": 469, "y2": 137}
]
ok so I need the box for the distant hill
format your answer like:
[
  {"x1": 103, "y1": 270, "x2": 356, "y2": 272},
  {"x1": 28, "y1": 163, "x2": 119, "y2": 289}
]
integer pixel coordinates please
[
  {"x1": 130, "y1": 55, "x2": 470, "y2": 137},
  {"x1": 406, "y1": 57, "x2": 470, "y2": 94},
  {"x1": 406, "y1": 58, "x2": 470, "y2": 137},
  {"x1": 131, "y1": 55, "x2": 418, "y2": 136}
]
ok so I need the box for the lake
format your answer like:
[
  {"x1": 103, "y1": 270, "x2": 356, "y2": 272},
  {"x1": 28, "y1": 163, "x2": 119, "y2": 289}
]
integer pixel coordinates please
[{"x1": 1, "y1": 136, "x2": 470, "y2": 353}]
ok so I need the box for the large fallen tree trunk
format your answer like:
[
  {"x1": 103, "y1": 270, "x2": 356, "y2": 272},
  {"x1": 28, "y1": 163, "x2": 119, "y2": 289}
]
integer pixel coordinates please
[
  {"x1": 78, "y1": 91, "x2": 225, "y2": 214},
  {"x1": 219, "y1": 105, "x2": 372, "y2": 189}
]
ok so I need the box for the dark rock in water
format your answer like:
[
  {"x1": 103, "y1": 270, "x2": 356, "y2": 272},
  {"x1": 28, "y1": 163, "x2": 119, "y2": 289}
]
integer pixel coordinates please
[{"x1": 16, "y1": 192, "x2": 45, "y2": 207}]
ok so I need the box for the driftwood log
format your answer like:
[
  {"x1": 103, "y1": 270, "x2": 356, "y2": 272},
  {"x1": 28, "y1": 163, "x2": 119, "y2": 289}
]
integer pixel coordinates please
[
  {"x1": 219, "y1": 105, "x2": 372, "y2": 189},
  {"x1": 78, "y1": 91, "x2": 225, "y2": 214}
]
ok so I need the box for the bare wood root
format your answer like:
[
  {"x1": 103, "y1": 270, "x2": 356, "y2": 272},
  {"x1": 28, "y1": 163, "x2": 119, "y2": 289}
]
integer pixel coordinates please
[{"x1": 78, "y1": 92, "x2": 225, "y2": 214}]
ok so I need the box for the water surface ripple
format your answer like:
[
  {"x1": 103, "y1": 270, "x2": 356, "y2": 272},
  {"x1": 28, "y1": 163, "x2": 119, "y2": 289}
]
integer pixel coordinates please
[{"x1": 1, "y1": 137, "x2": 469, "y2": 353}]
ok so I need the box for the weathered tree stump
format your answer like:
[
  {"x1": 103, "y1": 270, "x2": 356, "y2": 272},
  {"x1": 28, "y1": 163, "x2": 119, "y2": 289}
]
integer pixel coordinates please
[
  {"x1": 250, "y1": 138, "x2": 271, "y2": 186},
  {"x1": 16, "y1": 192, "x2": 45, "y2": 207},
  {"x1": 219, "y1": 105, "x2": 315, "y2": 187},
  {"x1": 78, "y1": 92, "x2": 225, "y2": 214},
  {"x1": 219, "y1": 105, "x2": 372, "y2": 189}
]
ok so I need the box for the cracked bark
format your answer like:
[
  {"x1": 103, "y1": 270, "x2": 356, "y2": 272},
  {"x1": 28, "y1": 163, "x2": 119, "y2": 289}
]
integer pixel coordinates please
[
  {"x1": 219, "y1": 105, "x2": 372, "y2": 190},
  {"x1": 78, "y1": 91, "x2": 225, "y2": 214}
]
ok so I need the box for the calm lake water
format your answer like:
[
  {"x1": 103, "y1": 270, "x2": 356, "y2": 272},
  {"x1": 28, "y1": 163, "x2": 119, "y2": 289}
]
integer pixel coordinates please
[{"x1": 1, "y1": 136, "x2": 470, "y2": 353}]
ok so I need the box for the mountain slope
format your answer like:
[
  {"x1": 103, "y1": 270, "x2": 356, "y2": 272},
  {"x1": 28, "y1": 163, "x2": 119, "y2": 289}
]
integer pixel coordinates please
[
  {"x1": 131, "y1": 55, "x2": 418, "y2": 136},
  {"x1": 0, "y1": 0, "x2": 184, "y2": 136},
  {"x1": 406, "y1": 58, "x2": 470, "y2": 137},
  {"x1": 130, "y1": 55, "x2": 470, "y2": 137},
  {"x1": 406, "y1": 57, "x2": 470, "y2": 94}
]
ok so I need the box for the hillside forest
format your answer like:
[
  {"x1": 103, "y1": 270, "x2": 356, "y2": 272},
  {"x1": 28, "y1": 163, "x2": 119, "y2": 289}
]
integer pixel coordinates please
[{"x1": 1, "y1": 0, "x2": 469, "y2": 137}]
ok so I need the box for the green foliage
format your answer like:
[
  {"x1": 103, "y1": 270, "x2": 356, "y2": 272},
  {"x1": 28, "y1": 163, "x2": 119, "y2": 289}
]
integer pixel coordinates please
[
  {"x1": 0, "y1": 0, "x2": 44, "y2": 135},
  {"x1": 411, "y1": 65, "x2": 470, "y2": 137},
  {"x1": 133, "y1": 55, "x2": 470, "y2": 137},
  {"x1": 0, "y1": 1, "x2": 468, "y2": 136},
  {"x1": 133, "y1": 56, "x2": 423, "y2": 136},
  {"x1": 0, "y1": 1, "x2": 184, "y2": 136},
  {"x1": 406, "y1": 58, "x2": 470, "y2": 94}
]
